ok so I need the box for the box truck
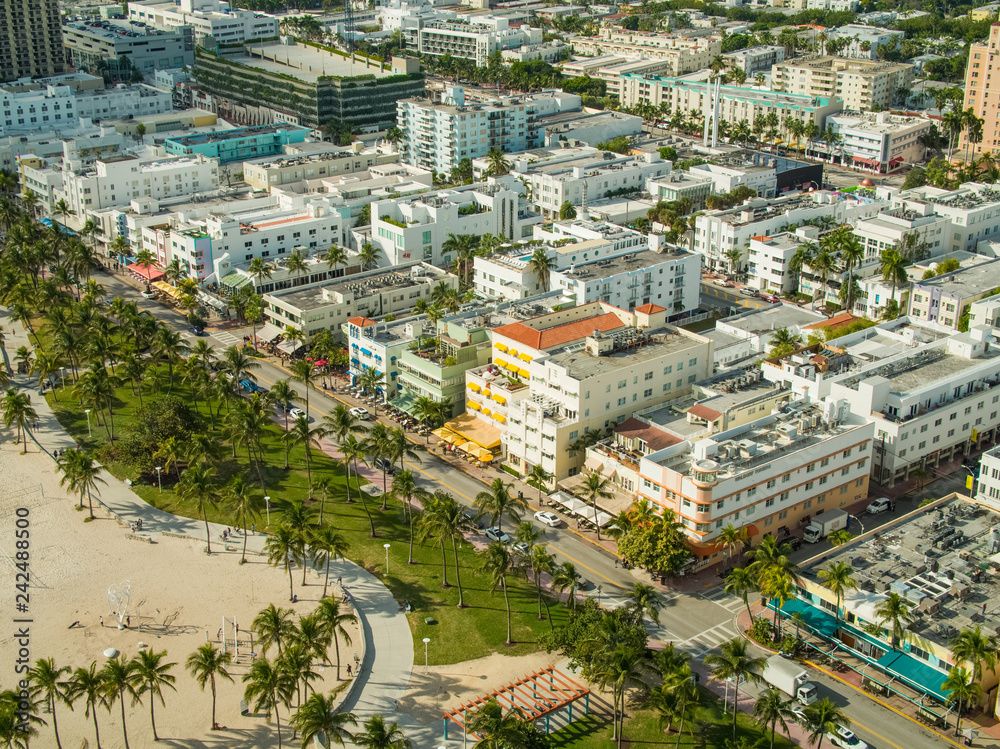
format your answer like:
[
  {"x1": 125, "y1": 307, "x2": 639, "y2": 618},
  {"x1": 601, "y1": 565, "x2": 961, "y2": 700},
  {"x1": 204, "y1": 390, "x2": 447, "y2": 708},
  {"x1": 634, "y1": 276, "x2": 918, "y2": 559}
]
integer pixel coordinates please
[
  {"x1": 762, "y1": 655, "x2": 818, "y2": 705},
  {"x1": 802, "y1": 509, "x2": 849, "y2": 544}
]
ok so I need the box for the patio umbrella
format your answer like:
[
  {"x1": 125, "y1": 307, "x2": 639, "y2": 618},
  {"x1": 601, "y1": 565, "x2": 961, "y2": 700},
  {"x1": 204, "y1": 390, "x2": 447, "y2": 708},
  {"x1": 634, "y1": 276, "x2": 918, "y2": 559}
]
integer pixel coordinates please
[
  {"x1": 576, "y1": 506, "x2": 598, "y2": 521},
  {"x1": 595, "y1": 511, "x2": 614, "y2": 528}
]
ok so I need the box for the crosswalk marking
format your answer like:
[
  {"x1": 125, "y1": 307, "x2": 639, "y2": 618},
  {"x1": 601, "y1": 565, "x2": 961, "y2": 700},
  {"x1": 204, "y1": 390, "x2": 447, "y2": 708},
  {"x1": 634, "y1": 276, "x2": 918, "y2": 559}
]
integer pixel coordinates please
[
  {"x1": 212, "y1": 331, "x2": 241, "y2": 347},
  {"x1": 677, "y1": 621, "x2": 739, "y2": 658},
  {"x1": 700, "y1": 584, "x2": 728, "y2": 601}
]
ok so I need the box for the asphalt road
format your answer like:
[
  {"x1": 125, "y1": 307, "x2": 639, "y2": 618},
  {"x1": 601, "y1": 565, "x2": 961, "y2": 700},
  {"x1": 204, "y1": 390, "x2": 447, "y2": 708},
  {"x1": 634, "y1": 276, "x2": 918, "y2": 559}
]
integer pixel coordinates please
[{"x1": 102, "y1": 268, "x2": 964, "y2": 749}]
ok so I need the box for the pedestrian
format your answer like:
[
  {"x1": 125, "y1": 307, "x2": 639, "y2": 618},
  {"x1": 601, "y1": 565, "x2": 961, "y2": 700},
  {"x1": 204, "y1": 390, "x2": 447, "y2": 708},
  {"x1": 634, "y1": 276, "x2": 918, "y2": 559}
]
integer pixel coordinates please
[
  {"x1": 337, "y1": 576, "x2": 343, "y2": 586},
  {"x1": 251, "y1": 524, "x2": 255, "y2": 534},
  {"x1": 614, "y1": 558, "x2": 618, "y2": 568},
  {"x1": 985, "y1": 602, "x2": 988, "y2": 615},
  {"x1": 126, "y1": 616, "x2": 130, "y2": 628},
  {"x1": 100, "y1": 616, "x2": 104, "y2": 627},
  {"x1": 347, "y1": 664, "x2": 352, "y2": 677},
  {"x1": 218, "y1": 627, "x2": 222, "y2": 640}
]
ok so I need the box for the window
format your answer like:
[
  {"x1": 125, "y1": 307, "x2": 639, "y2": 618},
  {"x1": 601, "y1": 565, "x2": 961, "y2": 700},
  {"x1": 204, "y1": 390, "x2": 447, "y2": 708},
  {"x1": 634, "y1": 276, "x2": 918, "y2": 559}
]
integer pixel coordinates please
[
  {"x1": 806, "y1": 481, "x2": 814, "y2": 490},
  {"x1": 782, "y1": 474, "x2": 791, "y2": 483},
  {"x1": 820, "y1": 475, "x2": 828, "y2": 485},
  {"x1": 807, "y1": 464, "x2": 816, "y2": 473},
  {"x1": 644, "y1": 371, "x2": 653, "y2": 381},
  {"x1": 716, "y1": 500, "x2": 725, "y2": 509},
  {"x1": 663, "y1": 365, "x2": 672, "y2": 374},
  {"x1": 778, "y1": 510, "x2": 788, "y2": 520},
  {"x1": 855, "y1": 478, "x2": 865, "y2": 487},
  {"x1": 821, "y1": 458, "x2": 829, "y2": 467},
  {"x1": 748, "y1": 487, "x2": 757, "y2": 497},
  {"x1": 766, "y1": 479, "x2": 776, "y2": 488},
  {"x1": 644, "y1": 388, "x2": 652, "y2": 397}
]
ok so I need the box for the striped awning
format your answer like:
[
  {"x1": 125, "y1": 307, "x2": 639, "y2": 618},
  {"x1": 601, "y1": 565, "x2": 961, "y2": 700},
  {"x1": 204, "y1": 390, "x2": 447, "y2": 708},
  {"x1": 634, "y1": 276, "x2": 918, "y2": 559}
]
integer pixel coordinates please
[
  {"x1": 468, "y1": 382, "x2": 481, "y2": 392},
  {"x1": 494, "y1": 343, "x2": 508, "y2": 352},
  {"x1": 467, "y1": 401, "x2": 482, "y2": 411}
]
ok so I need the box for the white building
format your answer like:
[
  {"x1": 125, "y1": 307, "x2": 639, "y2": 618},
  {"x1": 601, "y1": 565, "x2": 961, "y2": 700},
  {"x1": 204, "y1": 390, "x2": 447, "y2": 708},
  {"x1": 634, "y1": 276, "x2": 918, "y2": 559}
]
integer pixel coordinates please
[
  {"x1": 491, "y1": 145, "x2": 672, "y2": 220},
  {"x1": 826, "y1": 25, "x2": 905, "y2": 60},
  {"x1": 716, "y1": 304, "x2": 827, "y2": 355},
  {"x1": 852, "y1": 204, "x2": 950, "y2": 264},
  {"x1": 747, "y1": 230, "x2": 817, "y2": 294},
  {"x1": 695, "y1": 191, "x2": 886, "y2": 273},
  {"x1": 243, "y1": 143, "x2": 400, "y2": 191},
  {"x1": 360, "y1": 177, "x2": 541, "y2": 267},
  {"x1": 128, "y1": 0, "x2": 279, "y2": 45},
  {"x1": 825, "y1": 112, "x2": 931, "y2": 173},
  {"x1": 976, "y1": 444, "x2": 1000, "y2": 509},
  {"x1": 570, "y1": 29, "x2": 722, "y2": 76},
  {"x1": 806, "y1": 0, "x2": 860, "y2": 11},
  {"x1": 724, "y1": 45, "x2": 786, "y2": 76},
  {"x1": 73, "y1": 84, "x2": 174, "y2": 122},
  {"x1": 689, "y1": 158, "x2": 778, "y2": 200},
  {"x1": 466, "y1": 302, "x2": 714, "y2": 480},
  {"x1": 397, "y1": 86, "x2": 581, "y2": 173},
  {"x1": 415, "y1": 19, "x2": 543, "y2": 66}
]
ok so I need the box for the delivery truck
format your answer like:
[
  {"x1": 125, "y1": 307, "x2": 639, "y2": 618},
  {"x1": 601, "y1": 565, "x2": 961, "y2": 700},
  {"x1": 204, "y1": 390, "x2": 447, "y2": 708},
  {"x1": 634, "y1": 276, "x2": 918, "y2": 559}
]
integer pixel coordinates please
[
  {"x1": 802, "y1": 509, "x2": 849, "y2": 544},
  {"x1": 762, "y1": 655, "x2": 818, "y2": 705}
]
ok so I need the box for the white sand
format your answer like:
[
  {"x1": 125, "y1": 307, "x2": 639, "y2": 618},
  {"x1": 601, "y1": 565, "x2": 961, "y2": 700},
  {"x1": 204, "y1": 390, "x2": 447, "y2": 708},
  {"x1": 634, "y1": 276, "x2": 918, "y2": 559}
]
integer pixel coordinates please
[{"x1": 0, "y1": 440, "x2": 362, "y2": 748}]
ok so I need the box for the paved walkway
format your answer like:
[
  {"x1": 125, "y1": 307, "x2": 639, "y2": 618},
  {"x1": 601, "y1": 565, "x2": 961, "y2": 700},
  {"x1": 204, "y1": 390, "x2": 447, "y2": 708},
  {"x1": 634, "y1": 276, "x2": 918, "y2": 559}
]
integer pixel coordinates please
[{"x1": 0, "y1": 310, "x2": 435, "y2": 747}]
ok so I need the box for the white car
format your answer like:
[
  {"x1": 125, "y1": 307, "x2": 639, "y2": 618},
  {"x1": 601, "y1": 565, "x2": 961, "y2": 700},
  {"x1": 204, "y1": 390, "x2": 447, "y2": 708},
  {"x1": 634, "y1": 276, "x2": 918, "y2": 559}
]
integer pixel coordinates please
[
  {"x1": 141, "y1": 290, "x2": 156, "y2": 300},
  {"x1": 350, "y1": 406, "x2": 369, "y2": 420},
  {"x1": 484, "y1": 527, "x2": 510, "y2": 544},
  {"x1": 534, "y1": 511, "x2": 562, "y2": 528},
  {"x1": 830, "y1": 726, "x2": 868, "y2": 749},
  {"x1": 789, "y1": 704, "x2": 808, "y2": 725},
  {"x1": 289, "y1": 408, "x2": 307, "y2": 420},
  {"x1": 866, "y1": 497, "x2": 892, "y2": 515}
]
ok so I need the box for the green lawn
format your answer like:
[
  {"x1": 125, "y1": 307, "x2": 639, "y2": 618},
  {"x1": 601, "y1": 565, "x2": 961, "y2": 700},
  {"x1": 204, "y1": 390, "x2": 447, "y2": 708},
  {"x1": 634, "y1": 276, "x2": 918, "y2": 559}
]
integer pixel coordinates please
[
  {"x1": 549, "y1": 695, "x2": 800, "y2": 749},
  {"x1": 45, "y1": 371, "x2": 569, "y2": 664}
]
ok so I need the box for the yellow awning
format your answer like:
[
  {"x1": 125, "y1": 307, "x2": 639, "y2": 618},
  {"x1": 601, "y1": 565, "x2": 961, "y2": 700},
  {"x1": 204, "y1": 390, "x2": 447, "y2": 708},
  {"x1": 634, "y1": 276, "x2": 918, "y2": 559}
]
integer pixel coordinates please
[
  {"x1": 508, "y1": 349, "x2": 519, "y2": 358},
  {"x1": 467, "y1": 401, "x2": 481, "y2": 411},
  {"x1": 493, "y1": 413, "x2": 507, "y2": 423},
  {"x1": 432, "y1": 427, "x2": 451, "y2": 439},
  {"x1": 453, "y1": 440, "x2": 469, "y2": 451},
  {"x1": 481, "y1": 407, "x2": 492, "y2": 416},
  {"x1": 493, "y1": 394, "x2": 506, "y2": 405},
  {"x1": 468, "y1": 382, "x2": 481, "y2": 392},
  {"x1": 495, "y1": 358, "x2": 508, "y2": 369},
  {"x1": 494, "y1": 343, "x2": 508, "y2": 352},
  {"x1": 482, "y1": 390, "x2": 492, "y2": 398},
  {"x1": 518, "y1": 353, "x2": 532, "y2": 362},
  {"x1": 475, "y1": 447, "x2": 495, "y2": 461},
  {"x1": 443, "y1": 413, "x2": 502, "y2": 450},
  {"x1": 519, "y1": 368, "x2": 531, "y2": 378}
]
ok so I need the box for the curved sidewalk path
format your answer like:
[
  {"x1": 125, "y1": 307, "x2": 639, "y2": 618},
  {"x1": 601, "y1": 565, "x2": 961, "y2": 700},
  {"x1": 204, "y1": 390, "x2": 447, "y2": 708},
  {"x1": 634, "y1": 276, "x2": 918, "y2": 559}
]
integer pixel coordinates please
[{"x1": 1, "y1": 310, "x2": 438, "y2": 748}]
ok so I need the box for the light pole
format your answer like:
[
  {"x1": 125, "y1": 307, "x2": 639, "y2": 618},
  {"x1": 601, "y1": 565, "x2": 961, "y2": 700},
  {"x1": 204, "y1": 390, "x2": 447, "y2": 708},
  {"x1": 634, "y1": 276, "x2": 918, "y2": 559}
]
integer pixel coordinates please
[
  {"x1": 597, "y1": 585, "x2": 603, "y2": 608},
  {"x1": 384, "y1": 543, "x2": 391, "y2": 575},
  {"x1": 154, "y1": 466, "x2": 163, "y2": 493},
  {"x1": 85, "y1": 409, "x2": 92, "y2": 438},
  {"x1": 60, "y1": 366, "x2": 66, "y2": 390},
  {"x1": 264, "y1": 496, "x2": 271, "y2": 526},
  {"x1": 423, "y1": 637, "x2": 430, "y2": 669}
]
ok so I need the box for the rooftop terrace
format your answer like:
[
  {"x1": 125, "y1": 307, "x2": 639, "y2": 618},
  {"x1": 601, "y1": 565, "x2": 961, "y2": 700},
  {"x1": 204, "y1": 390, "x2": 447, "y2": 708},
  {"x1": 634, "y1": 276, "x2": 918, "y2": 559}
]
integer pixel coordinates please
[{"x1": 546, "y1": 326, "x2": 703, "y2": 379}]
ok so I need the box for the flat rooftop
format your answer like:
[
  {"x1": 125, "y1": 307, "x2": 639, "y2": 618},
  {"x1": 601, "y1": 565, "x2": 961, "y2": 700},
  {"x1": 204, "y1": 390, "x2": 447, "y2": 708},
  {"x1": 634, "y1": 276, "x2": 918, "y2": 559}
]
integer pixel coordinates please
[
  {"x1": 804, "y1": 495, "x2": 1000, "y2": 654},
  {"x1": 167, "y1": 122, "x2": 308, "y2": 146},
  {"x1": 560, "y1": 249, "x2": 688, "y2": 281},
  {"x1": 914, "y1": 258, "x2": 1000, "y2": 298},
  {"x1": 546, "y1": 326, "x2": 703, "y2": 379},
  {"x1": 239, "y1": 43, "x2": 400, "y2": 83},
  {"x1": 721, "y1": 304, "x2": 824, "y2": 336}
]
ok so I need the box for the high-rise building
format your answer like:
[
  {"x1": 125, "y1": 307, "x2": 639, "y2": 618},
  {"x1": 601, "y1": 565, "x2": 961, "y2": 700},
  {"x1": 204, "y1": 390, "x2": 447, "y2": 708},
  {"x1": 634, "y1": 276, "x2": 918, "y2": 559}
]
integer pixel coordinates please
[
  {"x1": 0, "y1": 0, "x2": 65, "y2": 82},
  {"x1": 963, "y1": 24, "x2": 1000, "y2": 158}
]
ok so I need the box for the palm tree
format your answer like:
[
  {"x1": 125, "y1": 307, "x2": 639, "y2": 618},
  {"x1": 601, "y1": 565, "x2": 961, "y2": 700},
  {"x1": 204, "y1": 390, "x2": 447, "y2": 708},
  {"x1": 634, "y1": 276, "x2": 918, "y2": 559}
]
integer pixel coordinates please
[
  {"x1": 942, "y1": 666, "x2": 981, "y2": 737},
  {"x1": 803, "y1": 697, "x2": 848, "y2": 749},
  {"x1": 527, "y1": 246, "x2": 556, "y2": 292},
  {"x1": 247, "y1": 257, "x2": 274, "y2": 293},
  {"x1": 551, "y1": 561, "x2": 581, "y2": 612},
  {"x1": 718, "y1": 523, "x2": 748, "y2": 569},
  {"x1": 67, "y1": 663, "x2": 107, "y2": 749},
  {"x1": 526, "y1": 464, "x2": 551, "y2": 505},
  {"x1": 243, "y1": 657, "x2": 297, "y2": 748},
  {"x1": 484, "y1": 148, "x2": 511, "y2": 176},
  {"x1": 266, "y1": 524, "x2": 304, "y2": 601},
  {"x1": 819, "y1": 561, "x2": 857, "y2": 621},
  {"x1": 423, "y1": 491, "x2": 477, "y2": 607},
  {"x1": 226, "y1": 475, "x2": 259, "y2": 564},
  {"x1": 596, "y1": 643, "x2": 645, "y2": 749},
  {"x1": 837, "y1": 229, "x2": 865, "y2": 311},
  {"x1": 290, "y1": 692, "x2": 357, "y2": 748},
  {"x1": 57, "y1": 449, "x2": 106, "y2": 519},
  {"x1": 950, "y1": 626, "x2": 998, "y2": 685},
  {"x1": 528, "y1": 545, "x2": 555, "y2": 624},
  {"x1": 474, "y1": 478, "x2": 525, "y2": 535},
  {"x1": 27, "y1": 658, "x2": 71, "y2": 749},
  {"x1": 323, "y1": 244, "x2": 348, "y2": 277},
  {"x1": 625, "y1": 582, "x2": 665, "y2": 625},
  {"x1": 2, "y1": 389, "x2": 37, "y2": 453},
  {"x1": 340, "y1": 434, "x2": 377, "y2": 536},
  {"x1": 290, "y1": 415, "x2": 323, "y2": 498},
  {"x1": 391, "y1": 470, "x2": 425, "y2": 564},
  {"x1": 358, "y1": 241, "x2": 382, "y2": 271},
  {"x1": 101, "y1": 655, "x2": 140, "y2": 749},
  {"x1": 185, "y1": 644, "x2": 234, "y2": 731},
  {"x1": 753, "y1": 686, "x2": 795, "y2": 749},
  {"x1": 354, "y1": 714, "x2": 412, "y2": 749},
  {"x1": 133, "y1": 649, "x2": 177, "y2": 741},
  {"x1": 649, "y1": 662, "x2": 700, "y2": 748},
  {"x1": 466, "y1": 698, "x2": 534, "y2": 749},
  {"x1": 177, "y1": 462, "x2": 218, "y2": 553},
  {"x1": 580, "y1": 471, "x2": 613, "y2": 540},
  {"x1": 724, "y1": 567, "x2": 757, "y2": 621},
  {"x1": 880, "y1": 248, "x2": 909, "y2": 305},
  {"x1": 312, "y1": 526, "x2": 349, "y2": 599},
  {"x1": 479, "y1": 542, "x2": 516, "y2": 644},
  {"x1": 874, "y1": 592, "x2": 916, "y2": 650},
  {"x1": 315, "y1": 596, "x2": 357, "y2": 681},
  {"x1": 253, "y1": 604, "x2": 296, "y2": 656},
  {"x1": 290, "y1": 359, "x2": 319, "y2": 422},
  {"x1": 704, "y1": 638, "x2": 766, "y2": 739}
]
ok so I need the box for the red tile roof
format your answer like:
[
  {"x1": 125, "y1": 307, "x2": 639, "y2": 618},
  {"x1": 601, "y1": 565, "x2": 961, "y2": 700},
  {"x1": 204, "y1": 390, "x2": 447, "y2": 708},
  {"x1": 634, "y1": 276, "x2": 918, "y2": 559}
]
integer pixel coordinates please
[
  {"x1": 804, "y1": 312, "x2": 858, "y2": 331},
  {"x1": 687, "y1": 403, "x2": 722, "y2": 422},
  {"x1": 494, "y1": 312, "x2": 625, "y2": 350},
  {"x1": 347, "y1": 316, "x2": 376, "y2": 327},
  {"x1": 614, "y1": 418, "x2": 679, "y2": 451},
  {"x1": 635, "y1": 303, "x2": 666, "y2": 314}
]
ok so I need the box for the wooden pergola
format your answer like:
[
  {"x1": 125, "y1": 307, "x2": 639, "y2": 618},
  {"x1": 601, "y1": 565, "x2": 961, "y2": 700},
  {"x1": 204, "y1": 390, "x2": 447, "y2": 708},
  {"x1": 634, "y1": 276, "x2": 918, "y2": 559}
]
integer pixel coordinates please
[{"x1": 442, "y1": 666, "x2": 590, "y2": 740}]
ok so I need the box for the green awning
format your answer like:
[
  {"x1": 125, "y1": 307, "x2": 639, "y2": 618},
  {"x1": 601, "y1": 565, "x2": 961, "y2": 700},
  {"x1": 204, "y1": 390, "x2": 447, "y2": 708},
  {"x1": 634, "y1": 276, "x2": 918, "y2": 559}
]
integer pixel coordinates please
[
  {"x1": 777, "y1": 598, "x2": 841, "y2": 639},
  {"x1": 220, "y1": 272, "x2": 251, "y2": 290}
]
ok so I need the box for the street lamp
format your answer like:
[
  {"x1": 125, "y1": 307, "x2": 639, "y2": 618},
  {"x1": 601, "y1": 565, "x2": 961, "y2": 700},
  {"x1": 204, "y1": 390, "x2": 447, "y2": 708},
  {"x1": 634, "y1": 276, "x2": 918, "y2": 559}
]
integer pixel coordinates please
[
  {"x1": 264, "y1": 495, "x2": 271, "y2": 526},
  {"x1": 422, "y1": 637, "x2": 430, "y2": 669},
  {"x1": 597, "y1": 585, "x2": 603, "y2": 608},
  {"x1": 154, "y1": 466, "x2": 163, "y2": 493},
  {"x1": 85, "y1": 409, "x2": 92, "y2": 438},
  {"x1": 384, "y1": 543, "x2": 391, "y2": 575},
  {"x1": 60, "y1": 366, "x2": 66, "y2": 389}
]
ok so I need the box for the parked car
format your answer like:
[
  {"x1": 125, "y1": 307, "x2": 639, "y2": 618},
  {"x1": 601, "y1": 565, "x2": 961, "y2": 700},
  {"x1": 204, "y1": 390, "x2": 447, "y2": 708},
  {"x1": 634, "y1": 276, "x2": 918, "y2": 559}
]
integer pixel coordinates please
[
  {"x1": 575, "y1": 578, "x2": 595, "y2": 592},
  {"x1": 742, "y1": 287, "x2": 759, "y2": 297},
  {"x1": 867, "y1": 497, "x2": 892, "y2": 515},
  {"x1": 533, "y1": 510, "x2": 562, "y2": 527},
  {"x1": 350, "y1": 406, "x2": 370, "y2": 420},
  {"x1": 761, "y1": 294, "x2": 779, "y2": 303},
  {"x1": 141, "y1": 290, "x2": 156, "y2": 300},
  {"x1": 289, "y1": 407, "x2": 306, "y2": 420},
  {"x1": 374, "y1": 457, "x2": 399, "y2": 475},
  {"x1": 189, "y1": 327, "x2": 206, "y2": 336},
  {"x1": 239, "y1": 379, "x2": 259, "y2": 393},
  {"x1": 830, "y1": 726, "x2": 868, "y2": 749},
  {"x1": 512, "y1": 542, "x2": 530, "y2": 556},
  {"x1": 789, "y1": 704, "x2": 807, "y2": 725},
  {"x1": 484, "y1": 527, "x2": 510, "y2": 544},
  {"x1": 713, "y1": 279, "x2": 731, "y2": 287}
]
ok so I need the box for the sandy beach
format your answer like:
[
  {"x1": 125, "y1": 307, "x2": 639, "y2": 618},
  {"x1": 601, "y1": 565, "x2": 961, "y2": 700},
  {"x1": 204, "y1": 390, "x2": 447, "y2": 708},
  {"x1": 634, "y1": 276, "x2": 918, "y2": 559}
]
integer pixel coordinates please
[{"x1": 0, "y1": 438, "x2": 363, "y2": 748}]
